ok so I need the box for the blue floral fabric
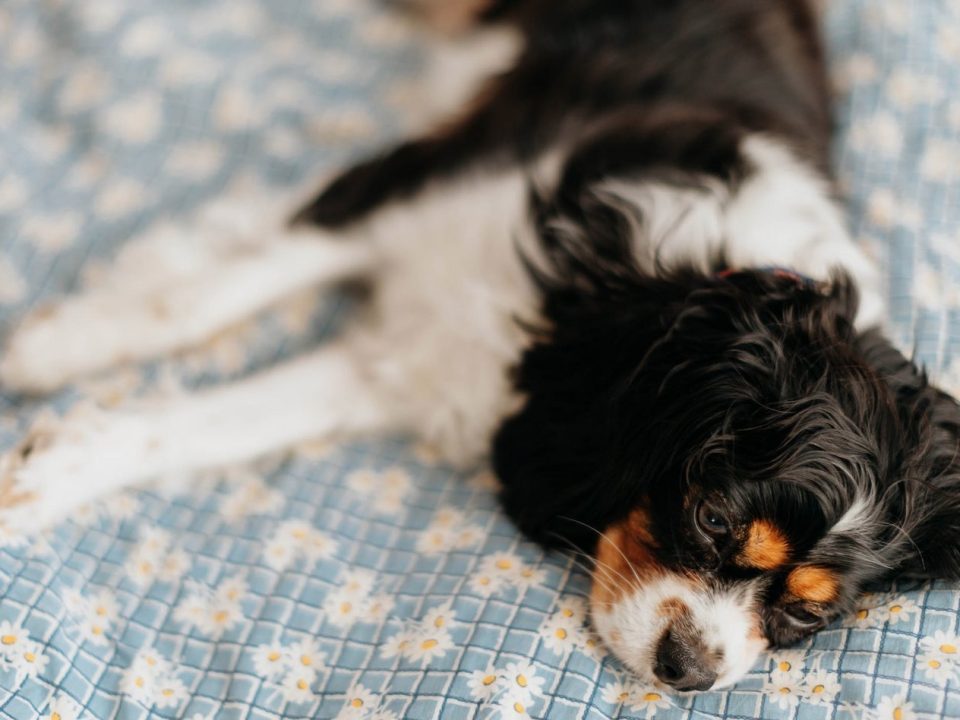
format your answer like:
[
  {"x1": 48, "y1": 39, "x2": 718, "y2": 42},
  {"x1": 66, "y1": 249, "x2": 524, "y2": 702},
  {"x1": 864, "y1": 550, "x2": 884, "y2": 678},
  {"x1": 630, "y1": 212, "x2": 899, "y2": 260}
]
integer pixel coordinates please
[{"x1": 0, "y1": 1, "x2": 959, "y2": 718}]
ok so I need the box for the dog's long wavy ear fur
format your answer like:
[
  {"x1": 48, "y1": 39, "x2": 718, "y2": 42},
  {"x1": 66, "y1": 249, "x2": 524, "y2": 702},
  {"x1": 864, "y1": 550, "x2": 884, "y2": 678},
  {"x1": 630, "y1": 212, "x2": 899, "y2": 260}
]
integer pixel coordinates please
[
  {"x1": 856, "y1": 330, "x2": 960, "y2": 580},
  {"x1": 491, "y1": 187, "x2": 712, "y2": 550}
]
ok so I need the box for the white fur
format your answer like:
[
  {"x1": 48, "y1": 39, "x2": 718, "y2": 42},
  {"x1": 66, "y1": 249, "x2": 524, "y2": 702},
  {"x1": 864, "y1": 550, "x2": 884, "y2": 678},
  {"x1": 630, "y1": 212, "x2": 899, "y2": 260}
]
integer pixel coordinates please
[
  {"x1": 599, "y1": 178, "x2": 729, "y2": 274},
  {"x1": 602, "y1": 135, "x2": 885, "y2": 329},
  {"x1": 592, "y1": 574, "x2": 767, "y2": 689},
  {"x1": 351, "y1": 165, "x2": 541, "y2": 462},
  {"x1": 725, "y1": 136, "x2": 884, "y2": 329},
  {"x1": 829, "y1": 495, "x2": 874, "y2": 536}
]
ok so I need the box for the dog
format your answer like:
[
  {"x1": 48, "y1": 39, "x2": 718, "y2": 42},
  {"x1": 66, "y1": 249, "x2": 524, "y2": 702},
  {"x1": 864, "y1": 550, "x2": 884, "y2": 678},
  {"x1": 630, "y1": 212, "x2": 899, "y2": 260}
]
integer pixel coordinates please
[{"x1": 2, "y1": 0, "x2": 960, "y2": 693}]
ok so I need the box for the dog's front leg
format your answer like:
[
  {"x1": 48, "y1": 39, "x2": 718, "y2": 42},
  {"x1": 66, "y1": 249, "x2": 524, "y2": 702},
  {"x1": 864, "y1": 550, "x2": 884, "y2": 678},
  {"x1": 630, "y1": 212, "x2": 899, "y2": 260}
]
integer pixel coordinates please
[
  {"x1": 0, "y1": 232, "x2": 374, "y2": 395},
  {"x1": 0, "y1": 343, "x2": 394, "y2": 539}
]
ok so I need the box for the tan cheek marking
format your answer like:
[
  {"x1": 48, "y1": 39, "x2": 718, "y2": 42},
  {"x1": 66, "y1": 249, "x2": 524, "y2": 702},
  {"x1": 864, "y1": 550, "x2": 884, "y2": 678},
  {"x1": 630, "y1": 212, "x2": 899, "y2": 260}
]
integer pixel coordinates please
[
  {"x1": 592, "y1": 526, "x2": 629, "y2": 607},
  {"x1": 591, "y1": 510, "x2": 663, "y2": 608},
  {"x1": 626, "y1": 508, "x2": 658, "y2": 548},
  {"x1": 737, "y1": 519, "x2": 790, "y2": 570},
  {"x1": 786, "y1": 566, "x2": 839, "y2": 603}
]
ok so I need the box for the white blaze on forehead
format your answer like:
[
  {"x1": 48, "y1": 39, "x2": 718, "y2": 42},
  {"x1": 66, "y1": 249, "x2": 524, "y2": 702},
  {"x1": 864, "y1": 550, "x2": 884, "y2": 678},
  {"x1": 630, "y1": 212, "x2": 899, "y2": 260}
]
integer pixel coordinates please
[{"x1": 591, "y1": 573, "x2": 766, "y2": 689}]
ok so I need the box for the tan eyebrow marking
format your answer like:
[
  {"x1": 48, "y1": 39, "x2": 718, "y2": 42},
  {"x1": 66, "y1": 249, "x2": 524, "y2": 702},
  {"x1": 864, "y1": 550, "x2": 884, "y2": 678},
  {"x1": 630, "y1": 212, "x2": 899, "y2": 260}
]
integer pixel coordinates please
[
  {"x1": 786, "y1": 566, "x2": 839, "y2": 603},
  {"x1": 737, "y1": 519, "x2": 790, "y2": 570}
]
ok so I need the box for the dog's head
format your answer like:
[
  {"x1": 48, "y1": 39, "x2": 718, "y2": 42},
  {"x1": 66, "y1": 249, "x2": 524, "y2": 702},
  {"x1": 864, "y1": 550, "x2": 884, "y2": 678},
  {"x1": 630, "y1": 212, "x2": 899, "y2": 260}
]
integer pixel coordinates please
[{"x1": 494, "y1": 207, "x2": 960, "y2": 690}]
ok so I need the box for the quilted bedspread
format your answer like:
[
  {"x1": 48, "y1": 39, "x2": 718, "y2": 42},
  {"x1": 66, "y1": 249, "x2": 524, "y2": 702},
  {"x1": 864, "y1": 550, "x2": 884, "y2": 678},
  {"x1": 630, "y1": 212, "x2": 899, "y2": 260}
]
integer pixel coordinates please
[{"x1": 1, "y1": 1, "x2": 960, "y2": 718}]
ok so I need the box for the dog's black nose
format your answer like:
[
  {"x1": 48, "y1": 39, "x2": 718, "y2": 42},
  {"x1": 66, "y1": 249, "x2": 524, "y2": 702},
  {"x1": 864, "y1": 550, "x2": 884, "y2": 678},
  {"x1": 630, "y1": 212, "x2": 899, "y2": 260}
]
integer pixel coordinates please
[{"x1": 654, "y1": 628, "x2": 718, "y2": 692}]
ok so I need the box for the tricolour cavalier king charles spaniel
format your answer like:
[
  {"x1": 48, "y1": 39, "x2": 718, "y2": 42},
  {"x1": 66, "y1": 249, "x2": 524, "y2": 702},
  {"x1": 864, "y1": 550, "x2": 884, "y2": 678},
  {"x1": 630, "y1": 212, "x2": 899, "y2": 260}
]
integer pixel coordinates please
[{"x1": 3, "y1": 0, "x2": 960, "y2": 692}]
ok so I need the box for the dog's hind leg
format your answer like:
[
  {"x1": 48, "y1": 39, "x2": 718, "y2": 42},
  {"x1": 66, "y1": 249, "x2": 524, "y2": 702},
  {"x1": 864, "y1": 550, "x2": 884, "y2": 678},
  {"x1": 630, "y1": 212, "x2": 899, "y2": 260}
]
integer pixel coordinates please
[
  {"x1": 0, "y1": 341, "x2": 394, "y2": 538},
  {"x1": 0, "y1": 229, "x2": 375, "y2": 395}
]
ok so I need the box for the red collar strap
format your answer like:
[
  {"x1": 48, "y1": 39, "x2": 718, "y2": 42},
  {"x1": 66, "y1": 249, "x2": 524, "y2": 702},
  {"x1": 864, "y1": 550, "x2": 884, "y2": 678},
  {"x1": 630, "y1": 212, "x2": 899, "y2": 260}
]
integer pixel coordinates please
[{"x1": 716, "y1": 267, "x2": 817, "y2": 288}]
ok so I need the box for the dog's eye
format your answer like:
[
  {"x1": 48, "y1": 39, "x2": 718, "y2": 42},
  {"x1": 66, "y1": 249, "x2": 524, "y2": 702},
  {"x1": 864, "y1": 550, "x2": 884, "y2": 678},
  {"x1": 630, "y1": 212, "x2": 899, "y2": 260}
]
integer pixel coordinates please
[
  {"x1": 695, "y1": 499, "x2": 729, "y2": 539},
  {"x1": 783, "y1": 604, "x2": 822, "y2": 631}
]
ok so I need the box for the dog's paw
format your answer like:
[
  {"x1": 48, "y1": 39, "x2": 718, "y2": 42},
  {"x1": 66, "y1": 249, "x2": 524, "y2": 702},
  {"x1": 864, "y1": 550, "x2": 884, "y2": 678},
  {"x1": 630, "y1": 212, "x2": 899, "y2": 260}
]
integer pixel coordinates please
[
  {"x1": 0, "y1": 406, "x2": 138, "y2": 544},
  {"x1": 0, "y1": 415, "x2": 65, "y2": 544}
]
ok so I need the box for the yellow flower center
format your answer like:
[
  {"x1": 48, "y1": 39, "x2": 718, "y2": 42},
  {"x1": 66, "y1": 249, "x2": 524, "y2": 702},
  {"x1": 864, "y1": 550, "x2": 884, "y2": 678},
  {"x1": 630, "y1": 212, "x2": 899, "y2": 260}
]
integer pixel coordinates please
[
  {"x1": 856, "y1": 609, "x2": 869, "y2": 620},
  {"x1": 134, "y1": 677, "x2": 145, "y2": 688},
  {"x1": 779, "y1": 687, "x2": 791, "y2": 695},
  {"x1": 555, "y1": 628, "x2": 568, "y2": 640},
  {"x1": 517, "y1": 674, "x2": 528, "y2": 688},
  {"x1": 51, "y1": 714, "x2": 61, "y2": 720},
  {"x1": 422, "y1": 639, "x2": 438, "y2": 650},
  {"x1": 618, "y1": 692, "x2": 630, "y2": 702},
  {"x1": 434, "y1": 618, "x2": 445, "y2": 628},
  {"x1": 340, "y1": 602, "x2": 352, "y2": 614},
  {"x1": 1, "y1": 635, "x2": 17, "y2": 645},
  {"x1": 92, "y1": 626, "x2": 103, "y2": 636},
  {"x1": 96, "y1": 606, "x2": 107, "y2": 616},
  {"x1": 213, "y1": 611, "x2": 228, "y2": 623},
  {"x1": 812, "y1": 685, "x2": 825, "y2": 694},
  {"x1": 24, "y1": 652, "x2": 35, "y2": 662},
  {"x1": 522, "y1": 569, "x2": 534, "y2": 578},
  {"x1": 139, "y1": 562, "x2": 153, "y2": 574},
  {"x1": 929, "y1": 660, "x2": 942, "y2": 669},
  {"x1": 513, "y1": 702, "x2": 525, "y2": 714},
  {"x1": 496, "y1": 559, "x2": 512, "y2": 570},
  {"x1": 268, "y1": 651, "x2": 281, "y2": 662},
  {"x1": 146, "y1": 657, "x2": 156, "y2": 666},
  {"x1": 893, "y1": 708, "x2": 904, "y2": 720},
  {"x1": 297, "y1": 679, "x2": 309, "y2": 690},
  {"x1": 778, "y1": 661, "x2": 791, "y2": 672},
  {"x1": 483, "y1": 674, "x2": 497, "y2": 686},
  {"x1": 301, "y1": 655, "x2": 312, "y2": 666},
  {"x1": 890, "y1": 605, "x2": 902, "y2": 614},
  {"x1": 351, "y1": 698, "x2": 364, "y2": 708},
  {"x1": 562, "y1": 609, "x2": 574, "y2": 618},
  {"x1": 478, "y1": 577, "x2": 490, "y2": 586},
  {"x1": 293, "y1": 529, "x2": 307, "y2": 539},
  {"x1": 644, "y1": 693, "x2": 662, "y2": 702},
  {"x1": 941, "y1": 643, "x2": 957, "y2": 654},
  {"x1": 162, "y1": 688, "x2": 174, "y2": 698}
]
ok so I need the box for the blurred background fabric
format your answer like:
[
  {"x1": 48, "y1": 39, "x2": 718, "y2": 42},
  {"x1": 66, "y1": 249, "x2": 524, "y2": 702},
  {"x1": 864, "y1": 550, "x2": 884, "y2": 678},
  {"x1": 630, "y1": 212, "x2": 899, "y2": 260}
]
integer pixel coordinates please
[{"x1": 1, "y1": 0, "x2": 959, "y2": 718}]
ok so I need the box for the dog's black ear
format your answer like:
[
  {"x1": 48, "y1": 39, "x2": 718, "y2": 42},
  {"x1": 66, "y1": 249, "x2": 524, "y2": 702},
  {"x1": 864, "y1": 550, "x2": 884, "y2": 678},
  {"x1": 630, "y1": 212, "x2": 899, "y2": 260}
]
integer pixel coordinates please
[
  {"x1": 856, "y1": 329, "x2": 960, "y2": 580},
  {"x1": 491, "y1": 275, "x2": 686, "y2": 550},
  {"x1": 491, "y1": 190, "x2": 713, "y2": 549}
]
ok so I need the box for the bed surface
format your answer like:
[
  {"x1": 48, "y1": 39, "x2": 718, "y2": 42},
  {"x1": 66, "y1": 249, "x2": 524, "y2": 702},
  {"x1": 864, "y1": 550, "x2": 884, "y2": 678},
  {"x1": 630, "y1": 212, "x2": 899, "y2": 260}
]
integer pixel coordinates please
[{"x1": 1, "y1": 1, "x2": 960, "y2": 718}]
